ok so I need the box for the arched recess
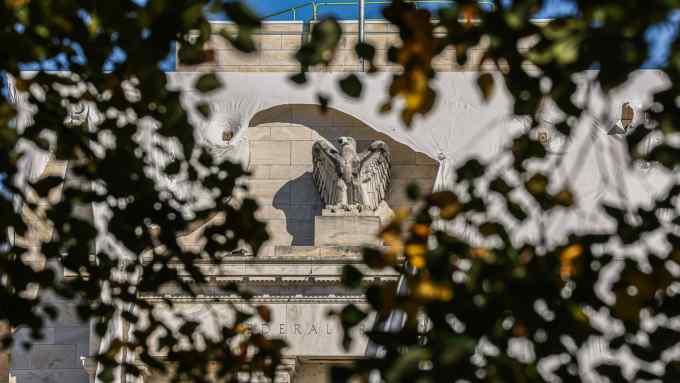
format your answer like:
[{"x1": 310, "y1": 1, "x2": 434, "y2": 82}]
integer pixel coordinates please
[{"x1": 243, "y1": 104, "x2": 438, "y2": 250}]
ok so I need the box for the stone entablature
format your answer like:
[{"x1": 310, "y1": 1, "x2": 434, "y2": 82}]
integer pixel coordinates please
[
  {"x1": 132, "y1": 252, "x2": 398, "y2": 382},
  {"x1": 141, "y1": 252, "x2": 398, "y2": 297}
]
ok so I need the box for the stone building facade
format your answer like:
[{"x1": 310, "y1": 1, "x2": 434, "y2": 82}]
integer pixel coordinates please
[{"x1": 5, "y1": 20, "x2": 451, "y2": 383}]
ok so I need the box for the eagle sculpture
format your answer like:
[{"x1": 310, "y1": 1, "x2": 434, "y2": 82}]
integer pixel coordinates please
[{"x1": 312, "y1": 136, "x2": 391, "y2": 212}]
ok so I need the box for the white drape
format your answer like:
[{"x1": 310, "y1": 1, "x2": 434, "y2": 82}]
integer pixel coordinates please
[
  {"x1": 11, "y1": 70, "x2": 673, "y2": 247},
  {"x1": 10, "y1": 69, "x2": 676, "y2": 383}
]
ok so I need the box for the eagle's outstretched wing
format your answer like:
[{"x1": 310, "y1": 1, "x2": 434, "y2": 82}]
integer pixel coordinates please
[
  {"x1": 358, "y1": 140, "x2": 391, "y2": 210},
  {"x1": 312, "y1": 140, "x2": 343, "y2": 206}
]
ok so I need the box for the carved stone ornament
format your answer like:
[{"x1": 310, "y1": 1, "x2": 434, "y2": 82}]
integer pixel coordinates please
[{"x1": 312, "y1": 136, "x2": 391, "y2": 213}]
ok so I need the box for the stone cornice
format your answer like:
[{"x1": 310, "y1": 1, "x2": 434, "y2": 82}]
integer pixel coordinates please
[
  {"x1": 139, "y1": 294, "x2": 371, "y2": 303},
  {"x1": 138, "y1": 246, "x2": 400, "y2": 303}
]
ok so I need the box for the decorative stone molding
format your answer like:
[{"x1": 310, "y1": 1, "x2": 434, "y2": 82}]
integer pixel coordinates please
[{"x1": 139, "y1": 252, "x2": 398, "y2": 303}]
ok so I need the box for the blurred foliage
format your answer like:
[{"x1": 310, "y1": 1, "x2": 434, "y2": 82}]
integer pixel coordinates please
[
  {"x1": 3, "y1": 0, "x2": 680, "y2": 382},
  {"x1": 320, "y1": 1, "x2": 680, "y2": 383},
  {"x1": 1, "y1": 1, "x2": 276, "y2": 382}
]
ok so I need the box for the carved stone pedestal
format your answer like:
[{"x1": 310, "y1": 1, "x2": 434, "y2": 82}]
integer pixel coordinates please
[{"x1": 314, "y1": 215, "x2": 380, "y2": 247}]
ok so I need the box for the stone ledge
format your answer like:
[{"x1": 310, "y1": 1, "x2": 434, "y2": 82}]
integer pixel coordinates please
[
  {"x1": 274, "y1": 245, "x2": 364, "y2": 257},
  {"x1": 314, "y1": 215, "x2": 381, "y2": 247}
]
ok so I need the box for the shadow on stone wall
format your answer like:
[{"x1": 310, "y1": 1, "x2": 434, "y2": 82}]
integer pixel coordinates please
[{"x1": 272, "y1": 173, "x2": 321, "y2": 246}]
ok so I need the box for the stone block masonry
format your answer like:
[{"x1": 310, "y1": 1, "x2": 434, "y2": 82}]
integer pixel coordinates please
[
  {"x1": 314, "y1": 215, "x2": 381, "y2": 247},
  {"x1": 177, "y1": 20, "x2": 540, "y2": 73}
]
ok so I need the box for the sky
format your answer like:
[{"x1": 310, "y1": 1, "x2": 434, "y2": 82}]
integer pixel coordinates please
[{"x1": 231, "y1": 0, "x2": 571, "y2": 21}]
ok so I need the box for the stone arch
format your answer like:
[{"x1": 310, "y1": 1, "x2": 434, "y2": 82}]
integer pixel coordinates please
[{"x1": 244, "y1": 104, "x2": 438, "y2": 252}]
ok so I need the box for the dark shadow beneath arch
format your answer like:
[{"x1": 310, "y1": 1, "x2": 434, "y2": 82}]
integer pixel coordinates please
[{"x1": 272, "y1": 172, "x2": 322, "y2": 246}]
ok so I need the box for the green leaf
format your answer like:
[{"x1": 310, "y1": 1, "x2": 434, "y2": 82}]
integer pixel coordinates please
[
  {"x1": 290, "y1": 72, "x2": 307, "y2": 84},
  {"x1": 295, "y1": 18, "x2": 342, "y2": 67},
  {"x1": 386, "y1": 348, "x2": 431, "y2": 383},
  {"x1": 330, "y1": 366, "x2": 353, "y2": 383},
  {"x1": 196, "y1": 102, "x2": 211, "y2": 119},
  {"x1": 489, "y1": 177, "x2": 513, "y2": 195},
  {"x1": 164, "y1": 159, "x2": 181, "y2": 175},
  {"x1": 340, "y1": 304, "x2": 367, "y2": 327},
  {"x1": 456, "y1": 158, "x2": 485, "y2": 180},
  {"x1": 355, "y1": 42, "x2": 375, "y2": 61},
  {"x1": 339, "y1": 74, "x2": 363, "y2": 98},
  {"x1": 220, "y1": 29, "x2": 257, "y2": 54},
  {"x1": 194, "y1": 73, "x2": 223, "y2": 93},
  {"x1": 341, "y1": 265, "x2": 363, "y2": 289},
  {"x1": 506, "y1": 199, "x2": 528, "y2": 222},
  {"x1": 406, "y1": 182, "x2": 421, "y2": 201},
  {"x1": 223, "y1": 3, "x2": 261, "y2": 29}
]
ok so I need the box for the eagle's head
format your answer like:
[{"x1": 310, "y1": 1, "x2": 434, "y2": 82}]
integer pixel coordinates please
[{"x1": 337, "y1": 136, "x2": 357, "y2": 150}]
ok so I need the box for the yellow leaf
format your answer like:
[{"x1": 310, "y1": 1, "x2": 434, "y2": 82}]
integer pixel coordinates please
[
  {"x1": 415, "y1": 280, "x2": 453, "y2": 301},
  {"x1": 555, "y1": 189, "x2": 574, "y2": 207},
  {"x1": 394, "y1": 207, "x2": 411, "y2": 222},
  {"x1": 405, "y1": 243, "x2": 427, "y2": 268},
  {"x1": 88, "y1": 15, "x2": 100, "y2": 36},
  {"x1": 470, "y1": 247, "x2": 491, "y2": 259},
  {"x1": 409, "y1": 253, "x2": 426, "y2": 269},
  {"x1": 412, "y1": 223, "x2": 431, "y2": 238},
  {"x1": 440, "y1": 203, "x2": 462, "y2": 219},
  {"x1": 428, "y1": 191, "x2": 462, "y2": 219},
  {"x1": 405, "y1": 92, "x2": 424, "y2": 110},
  {"x1": 527, "y1": 174, "x2": 548, "y2": 194},
  {"x1": 560, "y1": 244, "x2": 583, "y2": 279},
  {"x1": 561, "y1": 244, "x2": 583, "y2": 261},
  {"x1": 381, "y1": 231, "x2": 404, "y2": 256},
  {"x1": 461, "y1": 5, "x2": 478, "y2": 26},
  {"x1": 5, "y1": 0, "x2": 29, "y2": 9}
]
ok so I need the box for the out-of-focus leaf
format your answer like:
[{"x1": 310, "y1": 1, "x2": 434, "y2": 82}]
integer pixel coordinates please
[
  {"x1": 223, "y1": 3, "x2": 261, "y2": 29},
  {"x1": 194, "y1": 73, "x2": 223, "y2": 93},
  {"x1": 317, "y1": 93, "x2": 330, "y2": 113},
  {"x1": 477, "y1": 72, "x2": 495, "y2": 101},
  {"x1": 385, "y1": 348, "x2": 430, "y2": 383},
  {"x1": 31, "y1": 176, "x2": 63, "y2": 197},
  {"x1": 341, "y1": 265, "x2": 363, "y2": 289},
  {"x1": 290, "y1": 72, "x2": 307, "y2": 84},
  {"x1": 196, "y1": 102, "x2": 211, "y2": 119},
  {"x1": 456, "y1": 158, "x2": 485, "y2": 181},
  {"x1": 256, "y1": 305, "x2": 271, "y2": 323},
  {"x1": 339, "y1": 74, "x2": 363, "y2": 98},
  {"x1": 355, "y1": 42, "x2": 376, "y2": 61}
]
